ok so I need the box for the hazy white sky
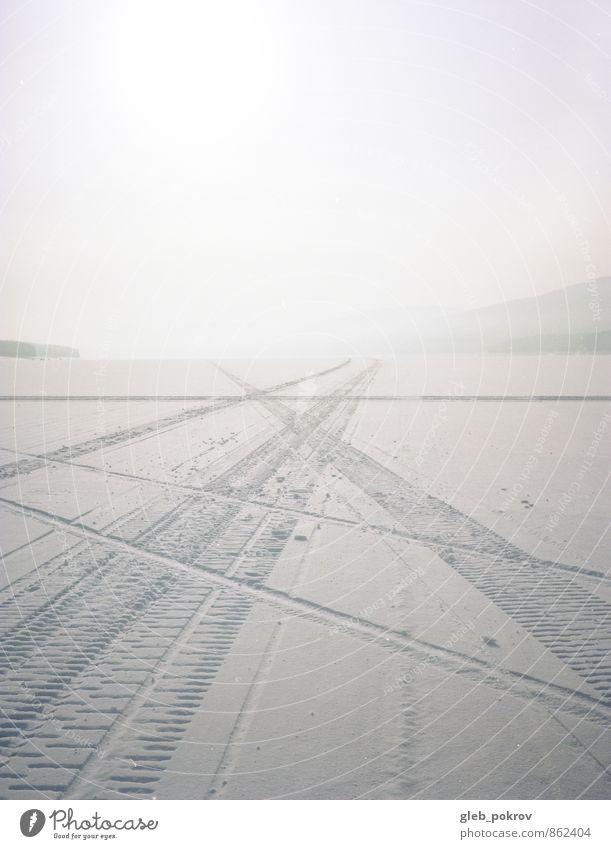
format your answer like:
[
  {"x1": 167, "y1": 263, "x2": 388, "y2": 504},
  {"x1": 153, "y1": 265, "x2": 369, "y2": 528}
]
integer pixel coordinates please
[{"x1": 1, "y1": 0, "x2": 610, "y2": 356}]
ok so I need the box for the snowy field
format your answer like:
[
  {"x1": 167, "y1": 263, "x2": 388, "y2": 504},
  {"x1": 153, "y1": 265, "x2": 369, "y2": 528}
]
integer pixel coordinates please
[{"x1": 0, "y1": 356, "x2": 610, "y2": 799}]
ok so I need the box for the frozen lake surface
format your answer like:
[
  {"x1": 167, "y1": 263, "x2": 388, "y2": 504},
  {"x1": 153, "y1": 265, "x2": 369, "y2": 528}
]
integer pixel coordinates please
[{"x1": 0, "y1": 356, "x2": 610, "y2": 799}]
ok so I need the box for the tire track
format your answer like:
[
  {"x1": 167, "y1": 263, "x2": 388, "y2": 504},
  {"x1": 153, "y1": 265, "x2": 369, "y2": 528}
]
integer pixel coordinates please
[
  {"x1": 3, "y1": 495, "x2": 611, "y2": 727},
  {"x1": 331, "y1": 443, "x2": 611, "y2": 704},
  {"x1": 0, "y1": 363, "x2": 373, "y2": 798},
  {"x1": 3, "y1": 376, "x2": 362, "y2": 798},
  {"x1": 0, "y1": 359, "x2": 353, "y2": 483},
  {"x1": 4, "y1": 359, "x2": 609, "y2": 800},
  {"x1": 0, "y1": 365, "x2": 365, "y2": 646}
]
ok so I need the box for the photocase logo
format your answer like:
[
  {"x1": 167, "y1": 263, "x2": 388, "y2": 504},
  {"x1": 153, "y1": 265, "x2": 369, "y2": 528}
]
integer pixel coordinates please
[{"x1": 20, "y1": 809, "x2": 46, "y2": 837}]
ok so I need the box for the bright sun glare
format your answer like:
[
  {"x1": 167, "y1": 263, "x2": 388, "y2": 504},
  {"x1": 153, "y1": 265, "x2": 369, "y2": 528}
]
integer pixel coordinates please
[{"x1": 108, "y1": 1, "x2": 279, "y2": 136}]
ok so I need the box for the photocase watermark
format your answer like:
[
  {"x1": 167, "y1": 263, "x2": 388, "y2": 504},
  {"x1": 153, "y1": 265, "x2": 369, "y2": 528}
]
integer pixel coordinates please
[
  {"x1": 20, "y1": 809, "x2": 46, "y2": 837},
  {"x1": 500, "y1": 408, "x2": 559, "y2": 511},
  {"x1": 414, "y1": 381, "x2": 465, "y2": 468},
  {"x1": 556, "y1": 193, "x2": 601, "y2": 324},
  {"x1": 15, "y1": 678, "x2": 109, "y2": 761},
  {"x1": 383, "y1": 620, "x2": 476, "y2": 695},
  {"x1": 545, "y1": 408, "x2": 611, "y2": 532},
  {"x1": 584, "y1": 72, "x2": 611, "y2": 109},
  {"x1": 463, "y1": 143, "x2": 528, "y2": 206},
  {"x1": 329, "y1": 566, "x2": 426, "y2": 637},
  {"x1": 0, "y1": 97, "x2": 57, "y2": 159},
  {"x1": 17, "y1": 807, "x2": 158, "y2": 837}
]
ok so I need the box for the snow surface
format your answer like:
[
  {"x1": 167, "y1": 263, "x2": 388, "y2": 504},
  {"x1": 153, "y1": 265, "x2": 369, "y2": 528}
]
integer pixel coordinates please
[{"x1": 0, "y1": 356, "x2": 609, "y2": 800}]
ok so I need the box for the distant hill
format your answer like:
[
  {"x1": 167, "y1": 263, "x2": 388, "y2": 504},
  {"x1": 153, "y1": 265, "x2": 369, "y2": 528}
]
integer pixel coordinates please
[
  {"x1": 367, "y1": 278, "x2": 611, "y2": 354},
  {"x1": 3, "y1": 280, "x2": 609, "y2": 359},
  {"x1": 193, "y1": 278, "x2": 611, "y2": 357},
  {"x1": 0, "y1": 340, "x2": 80, "y2": 358},
  {"x1": 436, "y1": 277, "x2": 611, "y2": 353}
]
